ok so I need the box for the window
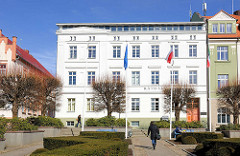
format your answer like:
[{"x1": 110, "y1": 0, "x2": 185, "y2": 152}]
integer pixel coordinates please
[
  {"x1": 171, "y1": 45, "x2": 179, "y2": 57},
  {"x1": 69, "y1": 46, "x2": 77, "y2": 59},
  {"x1": 189, "y1": 45, "x2": 197, "y2": 57},
  {"x1": 113, "y1": 46, "x2": 121, "y2": 58},
  {"x1": 68, "y1": 98, "x2": 75, "y2": 112},
  {"x1": 189, "y1": 71, "x2": 197, "y2": 85},
  {"x1": 133, "y1": 36, "x2": 139, "y2": 40},
  {"x1": 89, "y1": 36, "x2": 95, "y2": 41},
  {"x1": 112, "y1": 71, "x2": 120, "y2": 82},
  {"x1": 170, "y1": 71, "x2": 179, "y2": 84},
  {"x1": 66, "y1": 121, "x2": 74, "y2": 127},
  {"x1": 151, "y1": 71, "x2": 159, "y2": 85},
  {"x1": 0, "y1": 64, "x2": 6, "y2": 75},
  {"x1": 131, "y1": 98, "x2": 140, "y2": 111},
  {"x1": 132, "y1": 71, "x2": 140, "y2": 86},
  {"x1": 220, "y1": 24, "x2": 225, "y2": 33},
  {"x1": 152, "y1": 45, "x2": 159, "y2": 57},
  {"x1": 131, "y1": 121, "x2": 139, "y2": 127},
  {"x1": 151, "y1": 98, "x2": 159, "y2": 111},
  {"x1": 88, "y1": 46, "x2": 96, "y2": 58},
  {"x1": 217, "y1": 46, "x2": 228, "y2": 61},
  {"x1": 218, "y1": 108, "x2": 230, "y2": 124},
  {"x1": 69, "y1": 72, "x2": 76, "y2": 85},
  {"x1": 87, "y1": 98, "x2": 94, "y2": 111},
  {"x1": 132, "y1": 46, "x2": 140, "y2": 58},
  {"x1": 227, "y1": 24, "x2": 232, "y2": 33},
  {"x1": 88, "y1": 71, "x2": 95, "y2": 85},
  {"x1": 213, "y1": 24, "x2": 218, "y2": 33},
  {"x1": 218, "y1": 74, "x2": 228, "y2": 89}
]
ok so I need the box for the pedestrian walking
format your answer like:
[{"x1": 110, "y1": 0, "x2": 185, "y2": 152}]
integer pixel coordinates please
[
  {"x1": 147, "y1": 121, "x2": 160, "y2": 150},
  {"x1": 76, "y1": 115, "x2": 81, "y2": 128}
]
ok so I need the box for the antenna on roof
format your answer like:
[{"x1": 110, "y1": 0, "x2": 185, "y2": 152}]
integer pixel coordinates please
[
  {"x1": 202, "y1": 0, "x2": 207, "y2": 16},
  {"x1": 232, "y1": 0, "x2": 234, "y2": 14},
  {"x1": 189, "y1": 0, "x2": 192, "y2": 20}
]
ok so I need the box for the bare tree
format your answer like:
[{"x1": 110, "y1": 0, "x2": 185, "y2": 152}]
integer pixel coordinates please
[
  {"x1": 35, "y1": 76, "x2": 62, "y2": 117},
  {"x1": 216, "y1": 81, "x2": 240, "y2": 125},
  {"x1": 0, "y1": 74, "x2": 37, "y2": 117},
  {"x1": 92, "y1": 77, "x2": 126, "y2": 117},
  {"x1": 163, "y1": 83, "x2": 196, "y2": 121}
]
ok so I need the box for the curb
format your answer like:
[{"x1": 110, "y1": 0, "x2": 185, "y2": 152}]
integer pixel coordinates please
[
  {"x1": 164, "y1": 140, "x2": 176, "y2": 146},
  {"x1": 182, "y1": 149, "x2": 196, "y2": 156}
]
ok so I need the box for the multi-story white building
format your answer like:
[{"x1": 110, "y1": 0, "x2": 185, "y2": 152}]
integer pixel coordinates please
[{"x1": 56, "y1": 22, "x2": 207, "y2": 128}]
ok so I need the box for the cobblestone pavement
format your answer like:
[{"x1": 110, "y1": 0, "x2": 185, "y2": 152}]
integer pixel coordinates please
[{"x1": 131, "y1": 136, "x2": 189, "y2": 156}]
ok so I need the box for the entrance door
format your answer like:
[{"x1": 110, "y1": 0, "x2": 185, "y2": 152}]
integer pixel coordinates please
[{"x1": 187, "y1": 98, "x2": 200, "y2": 122}]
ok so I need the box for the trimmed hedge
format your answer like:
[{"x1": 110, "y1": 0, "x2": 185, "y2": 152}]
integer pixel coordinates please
[
  {"x1": 86, "y1": 116, "x2": 130, "y2": 127},
  {"x1": 195, "y1": 138, "x2": 240, "y2": 156},
  {"x1": 182, "y1": 136, "x2": 197, "y2": 144},
  {"x1": 155, "y1": 120, "x2": 204, "y2": 128},
  {"x1": 80, "y1": 131, "x2": 125, "y2": 140},
  {"x1": 27, "y1": 116, "x2": 64, "y2": 128},
  {"x1": 181, "y1": 132, "x2": 223, "y2": 143},
  {"x1": 31, "y1": 136, "x2": 128, "y2": 156}
]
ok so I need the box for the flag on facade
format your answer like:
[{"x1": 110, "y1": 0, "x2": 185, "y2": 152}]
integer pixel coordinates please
[
  {"x1": 165, "y1": 49, "x2": 173, "y2": 64},
  {"x1": 207, "y1": 47, "x2": 210, "y2": 68},
  {"x1": 124, "y1": 45, "x2": 128, "y2": 70}
]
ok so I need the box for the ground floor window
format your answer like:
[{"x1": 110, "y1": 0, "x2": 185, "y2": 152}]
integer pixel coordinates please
[
  {"x1": 217, "y1": 108, "x2": 230, "y2": 124},
  {"x1": 131, "y1": 121, "x2": 139, "y2": 127},
  {"x1": 66, "y1": 121, "x2": 74, "y2": 127}
]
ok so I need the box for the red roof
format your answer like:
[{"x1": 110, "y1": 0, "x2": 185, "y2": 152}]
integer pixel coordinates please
[{"x1": 5, "y1": 35, "x2": 53, "y2": 77}]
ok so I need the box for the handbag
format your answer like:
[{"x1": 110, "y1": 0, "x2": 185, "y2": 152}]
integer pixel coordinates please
[{"x1": 156, "y1": 133, "x2": 161, "y2": 140}]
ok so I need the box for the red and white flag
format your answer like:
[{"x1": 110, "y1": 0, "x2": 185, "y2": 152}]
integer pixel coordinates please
[{"x1": 165, "y1": 49, "x2": 173, "y2": 64}]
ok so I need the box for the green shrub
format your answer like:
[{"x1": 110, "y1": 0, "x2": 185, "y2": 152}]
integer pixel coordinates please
[
  {"x1": 27, "y1": 116, "x2": 63, "y2": 128},
  {"x1": 203, "y1": 138, "x2": 240, "y2": 156},
  {"x1": 0, "y1": 118, "x2": 7, "y2": 139},
  {"x1": 195, "y1": 143, "x2": 204, "y2": 153},
  {"x1": 216, "y1": 146, "x2": 234, "y2": 156},
  {"x1": 181, "y1": 132, "x2": 223, "y2": 143},
  {"x1": 7, "y1": 118, "x2": 38, "y2": 131},
  {"x1": 182, "y1": 136, "x2": 197, "y2": 144},
  {"x1": 85, "y1": 116, "x2": 130, "y2": 127},
  {"x1": 85, "y1": 118, "x2": 98, "y2": 126},
  {"x1": 31, "y1": 148, "x2": 49, "y2": 154},
  {"x1": 80, "y1": 131, "x2": 125, "y2": 140},
  {"x1": 216, "y1": 124, "x2": 240, "y2": 131},
  {"x1": 155, "y1": 120, "x2": 203, "y2": 128},
  {"x1": 32, "y1": 136, "x2": 128, "y2": 156},
  {"x1": 176, "y1": 135, "x2": 182, "y2": 142}
]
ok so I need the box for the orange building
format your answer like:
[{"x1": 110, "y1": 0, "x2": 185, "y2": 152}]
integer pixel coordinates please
[{"x1": 0, "y1": 29, "x2": 53, "y2": 118}]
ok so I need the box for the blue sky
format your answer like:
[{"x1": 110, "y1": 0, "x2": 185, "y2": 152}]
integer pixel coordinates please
[{"x1": 0, "y1": 0, "x2": 239, "y2": 75}]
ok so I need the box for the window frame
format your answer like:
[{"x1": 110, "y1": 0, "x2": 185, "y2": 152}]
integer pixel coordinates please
[
  {"x1": 217, "y1": 46, "x2": 228, "y2": 61},
  {"x1": 0, "y1": 64, "x2": 6, "y2": 75},
  {"x1": 87, "y1": 98, "x2": 94, "y2": 111},
  {"x1": 151, "y1": 71, "x2": 159, "y2": 85},
  {"x1": 68, "y1": 98, "x2": 75, "y2": 112},
  {"x1": 189, "y1": 70, "x2": 197, "y2": 85},
  {"x1": 217, "y1": 108, "x2": 230, "y2": 124},
  {"x1": 132, "y1": 71, "x2": 140, "y2": 86},
  {"x1": 151, "y1": 98, "x2": 159, "y2": 111},
  {"x1": 218, "y1": 74, "x2": 228, "y2": 89},
  {"x1": 212, "y1": 24, "x2": 218, "y2": 33},
  {"x1": 189, "y1": 45, "x2": 197, "y2": 57},
  {"x1": 131, "y1": 98, "x2": 140, "y2": 111},
  {"x1": 171, "y1": 45, "x2": 179, "y2": 57},
  {"x1": 112, "y1": 71, "x2": 120, "y2": 82},
  {"x1": 220, "y1": 23, "x2": 225, "y2": 33},
  {"x1": 88, "y1": 46, "x2": 96, "y2": 59},
  {"x1": 113, "y1": 46, "x2": 121, "y2": 58},
  {"x1": 170, "y1": 71, "x2": 179, "y2": 84},
  {"x1": 132, "y1": 46, "x2": 140, "y2": 58},
  {"x1": 69, "y1": 71, "x2": 76, "y2": 85},
  {"x1": 88, "y1": 71, "x2": 95, "y2": 85},
  {"x1": 151, "y1": 45, "x2": 159, "y2": 58},
  {"x1": 227, "y1": 23, "x2": 232, "y2": 33}
]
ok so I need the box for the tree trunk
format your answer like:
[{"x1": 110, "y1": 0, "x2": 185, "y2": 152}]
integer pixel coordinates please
[
  {"x1": 175, "y1": 110, "x2": 180, "y2": 121},
  {"x1": 12, "y1": 101, "x2": 18, "y2": 118},
  {"x1": 107, "y1": 109, "x2": 112, "y2": 116},
  {"x1": 233, "y1": 114, "x2": 238, "y2": 125}
]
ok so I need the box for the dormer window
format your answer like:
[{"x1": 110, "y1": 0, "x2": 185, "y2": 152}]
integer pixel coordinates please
[
  {"x1": 220, "y1": 24, "x2": 225, "y2": 33},
  {"x1": 227, "y1": 24, "x2": 232, "y2": 33},
  {"x1": 213, "y1": 24, "x2": 218, "y2": 33}
]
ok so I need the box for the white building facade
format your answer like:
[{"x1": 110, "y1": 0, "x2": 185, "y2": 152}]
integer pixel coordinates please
[{"x1": 56, "y1": 22, "x2": 207, "y2": 128}]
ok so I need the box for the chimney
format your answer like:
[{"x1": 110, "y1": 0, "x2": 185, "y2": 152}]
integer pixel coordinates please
[
  {"x1": 0, "y1": 29, "x2": 2, "y2": 37},
  {"x1": 25, "y1": 49, "x2": 29, "y2": 54},
  {"x1": 234, "y1": 10, "x2": 240, "y2": 15},
  {"x1": 12, "y1": 36, "x2": 17, "y2": 61}
]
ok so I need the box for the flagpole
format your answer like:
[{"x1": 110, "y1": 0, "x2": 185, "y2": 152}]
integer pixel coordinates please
[
  {"x1": 170, "y1": 60, "x2": 174, "y2": 140},
  {"x1": 125, "y1": 69, "x2": 128, "y2": 139}
]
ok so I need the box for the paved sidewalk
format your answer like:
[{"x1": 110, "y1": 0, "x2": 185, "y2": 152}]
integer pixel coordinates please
[
  {"x1": 0, "y1": 142, "x2": 43, "y2": 156},
  {"x1": 131, "y1": 136, "x2": 188, "y2": 156}
]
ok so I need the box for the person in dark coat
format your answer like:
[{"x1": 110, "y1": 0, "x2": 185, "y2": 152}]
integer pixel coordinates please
[
  {"x1": 147, "y1": 121, "x2": 159, "y2": 150},
  {"x1": 76, "y1": 115, "x2": 81, "y2": 128}
]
